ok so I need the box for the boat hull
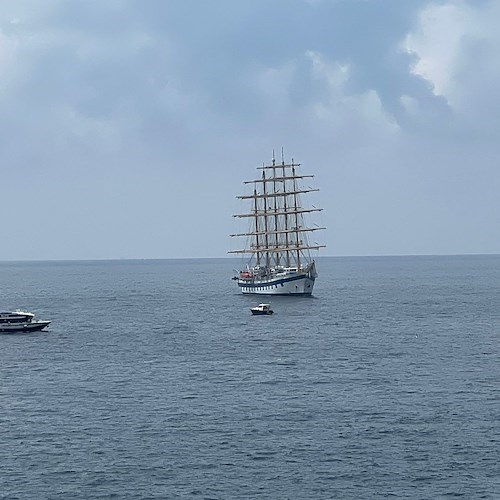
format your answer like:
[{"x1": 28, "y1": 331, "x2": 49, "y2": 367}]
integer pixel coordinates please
[
  {"x1": 0, "y1": 321, "x2": 51, "y2": 333},
  {"x1": 238, "y1": 273, "x2": 315, "y2": 295}
]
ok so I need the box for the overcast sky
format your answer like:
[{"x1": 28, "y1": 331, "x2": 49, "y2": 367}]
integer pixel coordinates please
[{"x1": 1, "y1": 0, "x2": 499, "y2": 260}]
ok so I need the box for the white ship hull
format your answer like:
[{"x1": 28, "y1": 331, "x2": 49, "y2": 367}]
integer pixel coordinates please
[{"x1": 238, "y1": 272, "x2": 315, "y2": 295}]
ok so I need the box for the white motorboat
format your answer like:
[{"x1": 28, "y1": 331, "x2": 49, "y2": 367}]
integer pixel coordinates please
[
  {"x1": 250, "y1": 303, "x2": 274, "y2": 315},
  {"x1": 0, "y1": 311, "x2": 51, "y2": 333}
]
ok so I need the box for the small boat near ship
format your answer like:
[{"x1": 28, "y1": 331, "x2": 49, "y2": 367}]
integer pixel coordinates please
[
  {"x1": 250, "y1": 303, "x2": 274, "y2": 315},
  {"x1": 0, "y1": 311, "x2": 51, "y2": 333},
  {"x1": 230, "y1": 152, "x2": 325, "y2": 295}
]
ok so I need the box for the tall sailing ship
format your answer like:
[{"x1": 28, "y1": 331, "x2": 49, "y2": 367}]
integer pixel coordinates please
[{"x1": 230, "y1": 153, "x2": 325, "y2": 295}]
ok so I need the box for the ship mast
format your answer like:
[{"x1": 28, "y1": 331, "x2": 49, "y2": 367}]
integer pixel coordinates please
[
  {"x1": 253, "y1": 186, "x2": 260, "y2": 266},
  {"x1": 272, "y1": 161, "x2": 280, "y2": 267},
  {"x1": 292, "y1": 161, "x2": 301, "y2": 269},
  {"x1": 229, "y1": 154, "x2": 326, "y2": 267},
  {"x1": 262, "y1": 169, "x2": 270, "y2": 268},
  {"x1": 281, "y1": 157, "x2": 290, "y2": 267}
]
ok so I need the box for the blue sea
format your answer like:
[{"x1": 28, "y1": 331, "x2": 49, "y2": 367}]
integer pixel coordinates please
[{"x1": 1, "y1": 255, "x2": 499, "y2": 499}]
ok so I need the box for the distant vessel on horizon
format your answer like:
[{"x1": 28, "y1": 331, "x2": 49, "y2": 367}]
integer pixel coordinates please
[{"x1": 229, "y1": 152, "x2": 325, "y2": 295}]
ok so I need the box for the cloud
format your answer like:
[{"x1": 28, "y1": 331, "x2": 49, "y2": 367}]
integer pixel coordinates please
[
  {"x1": 305, "y1": 51, "x2": 399, "y2": 138},
  {"x1": 403, "y1": 0, "x2": 500, "y2": 117},
  {"x1": 0, "y1": 0, "x2": 431, "y2": 161},
  {"x1": 404, "y1": 3, "x2": 468, "y2": 100}
]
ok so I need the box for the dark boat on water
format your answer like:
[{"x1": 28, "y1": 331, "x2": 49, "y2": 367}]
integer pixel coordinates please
[{"x1": 0, "y1": 311, "x2": 51, "y2": 333}]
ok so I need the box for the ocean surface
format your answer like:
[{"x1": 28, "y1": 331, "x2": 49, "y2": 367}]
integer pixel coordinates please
[{"x1": 1, "y1": 255, "x2": 499, "y2": 499}]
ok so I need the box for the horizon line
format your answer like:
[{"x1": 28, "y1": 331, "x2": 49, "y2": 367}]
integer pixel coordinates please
[{"x1": 1, "y1": 252, "x2": 499, "y2": 264}]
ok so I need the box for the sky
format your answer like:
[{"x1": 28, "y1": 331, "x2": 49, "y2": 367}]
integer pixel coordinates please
[{"x1": 1, "y1": 0, "x2": 499, "y2": 260}]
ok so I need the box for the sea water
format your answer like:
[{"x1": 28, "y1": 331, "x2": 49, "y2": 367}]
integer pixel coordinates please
[{"x1": 1, "y1": 255, "x2": 499, "y2": 499}]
